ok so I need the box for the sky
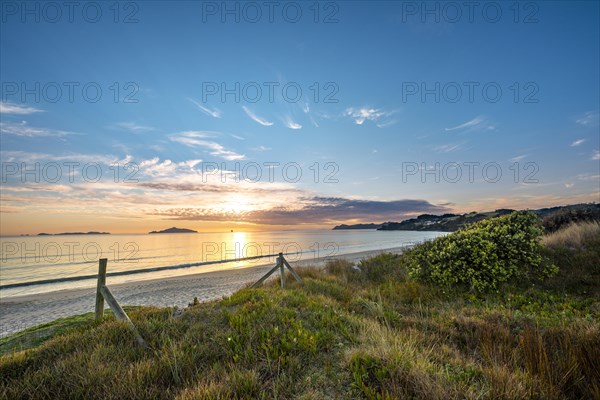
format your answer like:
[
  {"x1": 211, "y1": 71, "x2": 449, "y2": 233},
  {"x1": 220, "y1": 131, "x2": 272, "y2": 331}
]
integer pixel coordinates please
[{"x1": 0, "y1": 0, "x2": 599, "y2": 235}]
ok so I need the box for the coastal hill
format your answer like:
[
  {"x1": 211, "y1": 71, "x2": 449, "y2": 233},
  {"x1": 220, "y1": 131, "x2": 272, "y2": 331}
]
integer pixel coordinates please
[
  {"x1": 149, "y1": 227, "x2": 197, "y2": 234},
  {"x1": 332, "y1": 203, "x2": 600, "y2": 232},
  {"x1": 331, "y1": 211, "x2": 513, "y2": 232},
  {"x1": 332, "y1": 223, "x2": 382, "y2": 230},
  {"x1": 378, "y1": 210, "x2": 514, "y2": 232}
]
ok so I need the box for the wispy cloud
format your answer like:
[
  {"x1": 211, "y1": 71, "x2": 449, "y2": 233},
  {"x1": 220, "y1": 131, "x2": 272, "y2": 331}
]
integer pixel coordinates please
[
  {"x1": 0, "y1": 121, "x2": 74, "y2": 137},
  {"x1": 344, "y1": 107, "x2": 393, "y2": 125},
  {"x1": 189, "y1": 98, "x2": 222, "y2": 118},
  {"x1": 283, "y1": 115, "x2": 302, "y2": 130},
  {"x1": 139, "y1": 157, "x2": 202, "y2": 176},
  {"x1": 242, "y1": 106, "x2": 273, "y2": 126},
  {"x1": 170, "y1": 131, "x2": 245, "y2": 160},
  {"x1": 445, "y1": 116, "x2": 486, "y2": 132},
  {"x1": 509, "y1": 154, "x2": 528, "y2": 163},
  {"x1": 376, "y1": 120, "x2": 397, "y2": 128},
  {"x1": 570, "y1": 138, "x2": 586, "y2": 147},
  {"x1": 0, "y1": 101, "x2": 44, "y2": 115},
  {"x1": 174, "y1": 130, "x2": 218, "y2": 138},
  {"x1": 576, "y1": 111, "x2": 599, "y2": 126},
  {"x1": 576, "y1": 173, "x2": 600, "y2": 181},
  {"x1": 113, "y1": 122, "x2": 155, "y2": 133},
  {"x1": 592, "y1": 150, "x2": 600, "y2": 161},
  {"x1": 252, "y1": 145, "x2": 271, "y2": 152},
  {"x1": 433, "y1": 143, "x2": 463, "y2": 153},
  {"x1": 0, "y1": 150, "x2": 131, "y2": 166}
]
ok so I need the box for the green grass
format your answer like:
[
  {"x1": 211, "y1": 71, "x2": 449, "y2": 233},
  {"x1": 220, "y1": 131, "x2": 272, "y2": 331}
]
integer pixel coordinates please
[
  {"x1": 0, "y1": 313, "x2": 94, "y2": 356},
  {"x1": 0, "y1": 307, "x2": 144, "y2": 357},
  {"x1": 1, "y1": 231, "x2": 599, "y2": 399}
]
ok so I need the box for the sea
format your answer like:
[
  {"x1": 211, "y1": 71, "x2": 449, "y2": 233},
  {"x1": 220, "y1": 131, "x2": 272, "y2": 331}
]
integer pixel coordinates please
[{"x1": 0, "y1": 230, "x2": 445, "y2": 298}]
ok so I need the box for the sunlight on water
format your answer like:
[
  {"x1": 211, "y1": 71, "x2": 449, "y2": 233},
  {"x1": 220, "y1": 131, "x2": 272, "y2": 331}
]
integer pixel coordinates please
[{"x1": 0, "y1": 230, "x2": 444, "y2": 297}]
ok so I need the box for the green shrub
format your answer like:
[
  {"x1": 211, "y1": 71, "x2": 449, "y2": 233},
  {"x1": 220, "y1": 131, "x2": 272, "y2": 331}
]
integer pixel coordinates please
[
  {"x1": 405, "y1": 211, "x2": 557, "y2": 292},
  {"x1": 324, "y1": 259, "x2": 353, "y2": 276},
  {"x1": 358, "y1": 253, "x2": 404, "y2": 283}
]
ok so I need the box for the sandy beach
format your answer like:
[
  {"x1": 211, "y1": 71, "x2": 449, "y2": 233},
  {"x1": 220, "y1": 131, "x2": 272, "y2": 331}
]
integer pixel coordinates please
[{"x1": 0, "y1": 246, "x2": 406, "y2": 338}]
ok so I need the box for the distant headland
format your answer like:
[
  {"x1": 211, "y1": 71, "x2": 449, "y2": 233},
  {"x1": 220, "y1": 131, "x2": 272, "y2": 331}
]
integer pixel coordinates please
[
  {"x1": 333, "y1": 203, "x2": 600, "y2": 232},
  {"x1": 332, "y1": 223, "x2": 382, "y2": 230},
  {"x1": 149, "y1": 227, "x2": 198, "y2": 234}
]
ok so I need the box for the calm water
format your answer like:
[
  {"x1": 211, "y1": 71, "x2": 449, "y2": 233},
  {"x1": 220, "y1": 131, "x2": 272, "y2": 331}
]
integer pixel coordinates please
[{"x1": 0, "y1": 230, "x2": 444, "y2": 298}]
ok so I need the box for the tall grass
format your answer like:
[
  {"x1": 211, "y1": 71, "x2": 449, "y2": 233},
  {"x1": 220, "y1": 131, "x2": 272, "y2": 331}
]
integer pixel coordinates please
[
  {"x1": 543, "y1": 220, "x2": 600, "y2": 249},
  {"x1": 540, "y1": 220, "x2": 600, "y2": 296}
]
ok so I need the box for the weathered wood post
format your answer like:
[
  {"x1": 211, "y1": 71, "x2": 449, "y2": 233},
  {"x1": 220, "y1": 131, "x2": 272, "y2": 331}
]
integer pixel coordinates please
[
  {"x1": 93, "y1": 258, "x2": 147, "y2": 348},
  {"x1": 279, "y1": 253, "x2": 285, "y2": 288},
  {"x1": 282, "y1": 257, "x2": 303, "y2": 285},
  {"x1": 251, "y1": 254, "x2": 282, "y2": 288},
  {"x1": 252, "y1": 253, "x2": 304, "y2": 288},
  {"x1": 95, "y1": 258, "x2": 107, "y2": 320},
  {"x1": 100, "y1": 285, "x2": 147, "y2": 349}
]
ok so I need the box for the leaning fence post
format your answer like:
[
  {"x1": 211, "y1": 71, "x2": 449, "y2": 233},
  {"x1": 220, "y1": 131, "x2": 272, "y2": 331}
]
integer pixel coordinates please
[
  {"x1": 252, "y1": 252, "x2": 304, "y2": 288},
  {"x1": 100, "y1": 285, "x2": 147, "y2": 349},
  {"x1": 282, "y1": 257, "x2": 303, "y2": 285},
  {"x1": 251, "y1": 257, "x2": 280, "y2": 288},
  {"x1": 95, "y1": 258, "x2": 107, "y2": 320}
]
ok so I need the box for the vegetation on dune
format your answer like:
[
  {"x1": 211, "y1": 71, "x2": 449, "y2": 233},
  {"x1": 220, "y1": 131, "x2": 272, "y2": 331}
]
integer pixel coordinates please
[
  {"x1": 404, "y1": 211, "x2": 557, "y2": 292},
  {"x1": 1, "y1": 212, "x2": 599, "y2": 399},
  {"x1": 0, "y1": 313, "x2": 95, "y2": 356},
  {"x1": 541, "y1": 221, "x2": 600, "y2": 298},
  {"x1": 543, "y1": 220, "x2": 600, "y2": 250}
]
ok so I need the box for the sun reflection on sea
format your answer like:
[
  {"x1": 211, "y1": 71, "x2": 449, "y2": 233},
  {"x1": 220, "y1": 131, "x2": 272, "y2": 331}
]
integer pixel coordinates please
[{"x1": 230, "y1": 231, "x2": 249, "y2": 268}]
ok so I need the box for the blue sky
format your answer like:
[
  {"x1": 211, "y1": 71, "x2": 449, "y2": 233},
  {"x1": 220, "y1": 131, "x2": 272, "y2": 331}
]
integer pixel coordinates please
[{"x1": 1, "y1": 1, "x2": 599, "y2": 234}]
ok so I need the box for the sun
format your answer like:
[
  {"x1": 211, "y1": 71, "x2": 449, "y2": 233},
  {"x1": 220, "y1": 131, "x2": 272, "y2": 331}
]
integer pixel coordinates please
[{"x1": 223, "y1": 195, "x2": 255, "y2": 214}]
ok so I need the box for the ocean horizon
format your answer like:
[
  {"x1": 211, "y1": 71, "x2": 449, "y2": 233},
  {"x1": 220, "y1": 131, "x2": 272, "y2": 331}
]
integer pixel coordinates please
[{"x1": 0, "y1": 229, "x2": 445, "y2": 298}]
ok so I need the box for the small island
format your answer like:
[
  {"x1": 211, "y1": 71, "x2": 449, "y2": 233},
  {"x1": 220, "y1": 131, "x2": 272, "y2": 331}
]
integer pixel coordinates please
[
  {"x1": 149, "y1": 227, "x2": 197, "y2": 234},
  {"x1": 37, "y1": 232, "x2": 110, "y2": 236}
]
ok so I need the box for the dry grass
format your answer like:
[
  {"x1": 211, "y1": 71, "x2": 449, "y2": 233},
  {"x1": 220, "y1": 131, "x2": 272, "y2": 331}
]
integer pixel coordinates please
[{"x1": 543, "y1": 220, "x2": 600, "y2": 249}]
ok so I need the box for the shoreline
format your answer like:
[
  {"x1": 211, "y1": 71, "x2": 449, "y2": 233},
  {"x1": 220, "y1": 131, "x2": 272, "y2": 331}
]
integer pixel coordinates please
[{"x1": 0, "y1": 246, "x2": 407, "y2": 338}]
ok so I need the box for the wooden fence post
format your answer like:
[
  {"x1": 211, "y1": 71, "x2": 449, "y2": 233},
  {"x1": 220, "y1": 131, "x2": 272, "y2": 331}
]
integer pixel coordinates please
[
  {"x1": 282, "y1": 257, "x2": 303, "y2": 284},
  {"x1": 100, "y1": 285, "x2": 147, "y2": 349},
  {"x1": 279, "y1": 253, "x2": 285, "y2": 288},
  {"x1": 95, "y1": 258, "x2": 107, "y2": 320},
  {"x1": 251, "y1": 255, "x2": 282, "y2": 288},
  {"x1": 252, "y1": 253, "x2": 304, "y2": 288}
]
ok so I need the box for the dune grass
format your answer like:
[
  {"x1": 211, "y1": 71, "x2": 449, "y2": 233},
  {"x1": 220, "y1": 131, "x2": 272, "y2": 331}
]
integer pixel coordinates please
[
  {"x1": 541, "y1": 221, "x2": 600, "y2": 297},
  {"x1": 0, "y1": 313, "x2": 95, "y2": 356},
  {"x1": 1, "y1": 229, "x2": 599, "y2": 399},
  {"x1": 543, "y1": 220, "x2": 600, "y2": 250}
]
